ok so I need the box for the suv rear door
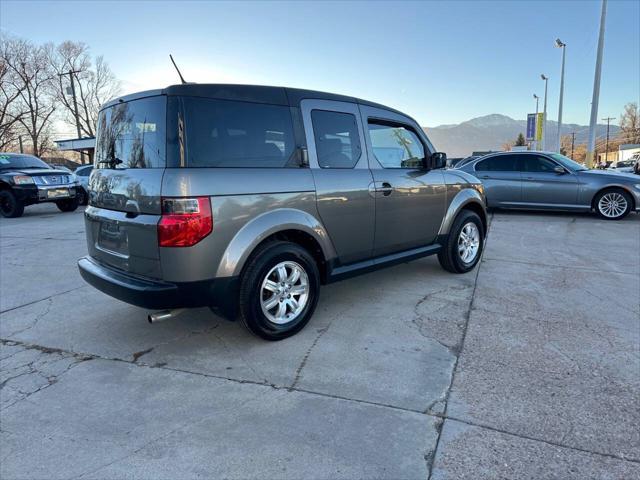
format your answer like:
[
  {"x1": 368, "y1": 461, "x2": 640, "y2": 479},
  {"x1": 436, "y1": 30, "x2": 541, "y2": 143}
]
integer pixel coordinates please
[
  {"x1": 85, "y1": 95, "x2": 166, "y2": 278},
  {"x1": 301, "y1": 99, "x2": 375, "y2": 265}
]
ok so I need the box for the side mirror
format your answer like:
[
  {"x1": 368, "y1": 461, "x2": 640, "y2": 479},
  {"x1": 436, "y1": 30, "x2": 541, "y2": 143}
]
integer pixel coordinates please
[
  {"x1": 553, "y1": 165, "x2": 566, "y2": 174},
  {"x1": 430, "y1": 152, "x2": 447, "y2": 169}
]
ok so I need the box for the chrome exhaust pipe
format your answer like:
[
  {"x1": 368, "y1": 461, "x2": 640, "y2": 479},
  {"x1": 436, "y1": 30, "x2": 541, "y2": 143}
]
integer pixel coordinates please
[{"x1": 148, "y1": 308, "x2": 186, "y2": 324}]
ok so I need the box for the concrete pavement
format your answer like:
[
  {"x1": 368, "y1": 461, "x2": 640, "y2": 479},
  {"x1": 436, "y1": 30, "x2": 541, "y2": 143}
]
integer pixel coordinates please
[{"x1": 1, "y1": 204, "x2": 638, "y2": 479}]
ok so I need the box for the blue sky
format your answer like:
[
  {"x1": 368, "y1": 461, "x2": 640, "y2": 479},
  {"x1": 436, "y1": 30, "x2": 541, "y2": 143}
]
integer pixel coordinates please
[{"x1": 1, "y1": 0, "x2": 638, "y2": 128}]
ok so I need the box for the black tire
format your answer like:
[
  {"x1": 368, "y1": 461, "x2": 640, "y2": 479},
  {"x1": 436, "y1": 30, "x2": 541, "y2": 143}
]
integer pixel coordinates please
[
  {"x1": 438, "y1": 210, "x2": 485, "y2": 274},
  {"x1": 0, "y1": 190, "x2": 25, "y2": 218},
  {"x1": 593, "y1": 188, "x2": 632, "y2": 220},
  {"x1": 76, "y1": 188, "x2": 88, "y2": 206},
  {"x1": 238, "y1": 241, "x2": 320, "y2": 341},
  {"x1": 55, "y1": 197, "x2": 79, "y2": 212}
]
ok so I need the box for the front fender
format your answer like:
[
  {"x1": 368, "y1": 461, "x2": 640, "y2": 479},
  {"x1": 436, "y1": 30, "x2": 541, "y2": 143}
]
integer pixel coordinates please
[
  {"x1": 438, "y1": 187, "x2": 487, "y2": 237},
  {"x1": 216, "y1": 208, "x2": 337, "y2": 278}
]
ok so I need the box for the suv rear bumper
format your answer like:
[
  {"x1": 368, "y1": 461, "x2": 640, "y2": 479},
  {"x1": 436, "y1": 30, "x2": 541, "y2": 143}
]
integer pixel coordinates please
[{"x1": 78, "y1": 256, "x2": 239, "y2": 318}]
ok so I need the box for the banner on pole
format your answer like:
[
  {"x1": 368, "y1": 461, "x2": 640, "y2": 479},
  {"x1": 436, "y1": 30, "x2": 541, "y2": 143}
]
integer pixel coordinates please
[
  {"x1": 526, "y1": 114, "x2": 536, "y2": 141},
  {"x1": 536, "y1": 113, "x2": 543, "y2": 141}
]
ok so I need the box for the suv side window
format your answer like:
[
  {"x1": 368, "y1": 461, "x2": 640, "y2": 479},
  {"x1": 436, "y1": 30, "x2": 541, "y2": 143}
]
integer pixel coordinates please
[
  {"x1": 367, "y1": 121, "x2": 425, "y2": 168},
  {"x1": 76, "y1": 166, "x2": 93, "y2": 177},
  {"x1": 475, "y1": 155, "x2": 519, "y2": 171},
  {"x1": 521, "y1": 155, "x2": 559, "y2": 172},
  {"x1": 311, "y1": 110, "x2": 361, "y2": 168},
  {"x1": 183, "y1": 97, "x2": 295, "y2": 168}
]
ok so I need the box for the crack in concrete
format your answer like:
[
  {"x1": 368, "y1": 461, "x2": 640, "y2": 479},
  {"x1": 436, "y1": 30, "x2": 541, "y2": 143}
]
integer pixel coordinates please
[
  {"x1": 426, "y1": 213, "x2": 490, "y2": 479},
  {"x1": 0, "y1": 285, "x2": 86, "y2": 316},
  {"x1": 2, "y1": 336, "x2": 639, "y2": 465},
  {"x1": 4, "y1": 297, "x2": 53, "y2": 337},
  {"x1": 290, "y1": 318, "x2": 335, "y2": 389}
]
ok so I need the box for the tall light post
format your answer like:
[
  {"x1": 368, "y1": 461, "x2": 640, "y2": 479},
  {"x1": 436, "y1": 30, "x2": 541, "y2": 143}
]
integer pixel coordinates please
[
  {"x1": 533, "y1": 94, "x2": 540, "y2": 150},
  {"x1": 555, "y1": 39, "x2": 566, "y2": 153},
  {"x1": 540, "y1": 74, "x2": 549, "y2": 151},
  {"x1": 586, "y1": 0, "x2": 608, "y2": 168}
]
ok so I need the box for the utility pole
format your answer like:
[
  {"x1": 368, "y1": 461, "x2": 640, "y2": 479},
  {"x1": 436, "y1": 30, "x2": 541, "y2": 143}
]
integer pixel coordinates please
[
  {"x1": 570, "y1": 132, "x2": 575, "y2": 159},
  {"x1": 533, "y1": 94, "x2": 540, "y2": 150},
  {"x1": 602, "y1": 116, "x2": 615, "y2": 163},
  {"x1": 586, "y1": 0, "x2": 608, "y2": 168},
  {"x1": 18, "y1": 135, "x2": 24, "y2": 153},
  {"x1": 555, "y1": 39, "x2": 567, "y2": 153},
  {"x1": 58, "y1": 69, "x2": 84, "y2": 162},
  {"x1": 541, "y1": 74, "x2": 549, "y2": 151}
]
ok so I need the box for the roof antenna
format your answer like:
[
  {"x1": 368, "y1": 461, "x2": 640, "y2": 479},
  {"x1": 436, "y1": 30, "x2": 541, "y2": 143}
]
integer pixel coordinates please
[{"x1": 169, "y1": 54, "x2": 187, "y2": 84}]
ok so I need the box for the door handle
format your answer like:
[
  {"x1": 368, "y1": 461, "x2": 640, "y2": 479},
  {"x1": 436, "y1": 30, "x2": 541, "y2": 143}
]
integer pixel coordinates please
[
  {"x1": 378, "y1": 182, "x2": 393, "y2": 196},
  {"x1": 479, "y1": 175, "x2": 490, "y2": 179}
]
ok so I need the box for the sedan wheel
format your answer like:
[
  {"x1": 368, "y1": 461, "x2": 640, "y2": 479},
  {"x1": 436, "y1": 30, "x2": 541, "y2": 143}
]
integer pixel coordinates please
[{"x1": 595, "y1": 190, "x2": 632, "y2": 220}]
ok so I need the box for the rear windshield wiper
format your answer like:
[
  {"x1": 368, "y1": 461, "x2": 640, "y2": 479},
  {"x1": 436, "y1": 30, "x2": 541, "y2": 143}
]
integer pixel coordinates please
[{"x1": 97, "y1": 157, "x2": 124, "y2": 168}]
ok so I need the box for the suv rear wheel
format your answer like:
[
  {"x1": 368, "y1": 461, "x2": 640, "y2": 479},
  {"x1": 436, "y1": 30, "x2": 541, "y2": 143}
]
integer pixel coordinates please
[
  {"x1": 438, "y1": 210, "x2": 484, "y2": 273},
  {"x1": 55, "y1": 198, "x2": 79, "y2": 212},
  {"x1": 239, "y1": 241, "x2": 320, "y2": 341},
  {"x1": 0, "y1": 190, "x2": 24, "y2": 218}
]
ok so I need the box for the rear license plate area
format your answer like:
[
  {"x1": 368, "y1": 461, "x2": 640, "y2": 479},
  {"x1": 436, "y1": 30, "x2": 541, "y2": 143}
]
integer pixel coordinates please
[{"x1": 98, "y1": 221, "x2": 129, "y2": 256}]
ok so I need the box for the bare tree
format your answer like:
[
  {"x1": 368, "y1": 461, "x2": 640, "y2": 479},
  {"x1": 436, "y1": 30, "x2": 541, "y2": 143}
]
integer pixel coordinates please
[
  {"x1": 619, "y1": 102, "x2": 639, "y2": 144},
  {"x1": 3, "y1": 37, "x2": 57, "y2": 157},
  {"x1": 51, "y1": 41, "x2": 120, "y2": 139},
  {"x1": 0, "y1": 35, "x2": 28, "y2": 151}
]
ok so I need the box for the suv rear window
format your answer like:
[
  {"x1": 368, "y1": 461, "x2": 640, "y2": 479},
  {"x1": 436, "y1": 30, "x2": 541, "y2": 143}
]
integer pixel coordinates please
[
  {"x1": 95, "y1": 96, "x2": 166, "y2": 169},
  {"x1": 183, "y1": 97, "x2": 295, "y2": 168}
]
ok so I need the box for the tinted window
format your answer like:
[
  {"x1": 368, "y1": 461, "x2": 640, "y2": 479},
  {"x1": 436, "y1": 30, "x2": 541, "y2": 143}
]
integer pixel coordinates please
[
  {"x1": 475, "y1": 155, "x2": 519, "y2": 172},
  {"x1": 368, "y1": 122, "x2": 425, "y2": 168},
  {"x1": 76, "y1": 166, "x2": 93, "y2": 177},
  {"x1": 95, "y1": 96, "x2": 166, "y2": 169},
  {"x1": 183, "y1": 97, "x2": 295, "y2": 168},
  {"x1": 0, "y1": 154, "x2": 50, "y2": 170},
  {"x1": 311, "y1": 110, "x2": 361, "y2": 168},
  {"x1": 522, "y1": 155, "x2": 560, "y2": 172}
]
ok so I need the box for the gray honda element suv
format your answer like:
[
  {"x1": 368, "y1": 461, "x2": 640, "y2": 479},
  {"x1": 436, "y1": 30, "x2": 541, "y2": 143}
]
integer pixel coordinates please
[{"x1": 78, "y1": 84, "x2": 487, "y2": 340}]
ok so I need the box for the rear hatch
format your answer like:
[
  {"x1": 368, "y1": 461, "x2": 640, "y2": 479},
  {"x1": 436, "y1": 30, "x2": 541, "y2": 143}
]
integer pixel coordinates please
[{"x1": 85, "y1": 95, "x2": 167, "y2": 279}]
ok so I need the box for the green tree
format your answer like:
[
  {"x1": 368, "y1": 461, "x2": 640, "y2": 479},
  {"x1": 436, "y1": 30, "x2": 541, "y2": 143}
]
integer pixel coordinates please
[{"x1": 515, "y1": 132, "x2": 526, "y2": 146}]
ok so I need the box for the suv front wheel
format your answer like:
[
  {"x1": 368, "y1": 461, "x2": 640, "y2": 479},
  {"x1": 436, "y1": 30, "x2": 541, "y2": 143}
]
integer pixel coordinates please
[
  {"x1": 438, "y1": 210, "x2": 485, "y2": 273},
  {"x1": 238, "y1": 241, "x2": 320, "y2": 341}
]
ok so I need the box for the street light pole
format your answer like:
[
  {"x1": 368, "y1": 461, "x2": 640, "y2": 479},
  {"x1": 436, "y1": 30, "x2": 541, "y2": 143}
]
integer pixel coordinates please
[
  {"x1": 586, "y1": 0, "x2": 608, "y2": 168},
  {"x1": 541, "y1": 74, "x2": 549, "y2": 151},
  {"x1": 555, "y1": 39, "x2": 566, "y2": 153},
  {"x1": 533, "y1": 94, "x2": 540, "y2": 150}
]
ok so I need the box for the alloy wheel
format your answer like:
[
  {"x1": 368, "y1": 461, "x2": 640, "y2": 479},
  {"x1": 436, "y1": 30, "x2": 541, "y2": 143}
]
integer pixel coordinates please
[
  {"x1": 598, "y1": 192, "x2": 628, "y2": 219},
  {"x1": 458, "y1": 222, "x2": 480, "y2": 264},
  {"x1": 260, "y1": 261, "x2": 309, "y2": 325}
]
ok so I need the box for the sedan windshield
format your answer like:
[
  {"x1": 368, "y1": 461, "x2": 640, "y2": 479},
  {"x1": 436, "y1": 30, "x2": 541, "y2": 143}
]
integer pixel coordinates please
[
  {"x1": 0, "y1": 154, "x2": 50, "y2": 170},
  {"x1": 548, "y1": 153, "x2": 589, "y2": 172}
]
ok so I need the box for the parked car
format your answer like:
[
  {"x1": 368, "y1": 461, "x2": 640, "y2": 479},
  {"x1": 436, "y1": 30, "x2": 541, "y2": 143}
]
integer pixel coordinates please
[
  {"x1": 0, "y1": 153, "x2": 81, "y2": 218},
  {"x1": 457, "y1": 151, "x2": 640, "y2": 220},
  {"x1": 454, "y1": 155, "x2": 482, "y2": 169},
  {"x1": 74, "y1": 165, "x2": 93, "y2": 205},
  {"x1": 608, "y1": 159, "x2": 636, "y2": 174},
  {"x1": 78, "y1": 84, "x2": 487, "y2": 340}
]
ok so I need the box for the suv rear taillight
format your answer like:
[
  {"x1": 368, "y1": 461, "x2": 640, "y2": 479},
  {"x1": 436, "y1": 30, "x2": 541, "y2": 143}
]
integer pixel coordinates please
[{"x1": 158, "y1": 197, "x2": 213, "y2": 247}]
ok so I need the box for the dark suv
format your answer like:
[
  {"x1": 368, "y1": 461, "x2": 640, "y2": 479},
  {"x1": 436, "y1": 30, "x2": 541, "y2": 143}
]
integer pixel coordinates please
[
  {"x1": 78, "y1": 84, "x2": 487, "y2": 340},
  {"x1": 0, "y1": 153, "x2": 80, "y2": 218}
]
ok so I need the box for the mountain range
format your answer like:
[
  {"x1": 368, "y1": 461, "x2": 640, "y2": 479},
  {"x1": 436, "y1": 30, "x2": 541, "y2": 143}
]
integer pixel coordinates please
[{"x1": 423, "y1": 114, "x2": 621, "y2": 158}]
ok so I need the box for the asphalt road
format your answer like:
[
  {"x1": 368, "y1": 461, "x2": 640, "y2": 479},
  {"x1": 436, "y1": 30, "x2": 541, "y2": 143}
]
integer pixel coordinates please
[{"x1": 1, "y1": 204, "x2": 639, "y2": 479}]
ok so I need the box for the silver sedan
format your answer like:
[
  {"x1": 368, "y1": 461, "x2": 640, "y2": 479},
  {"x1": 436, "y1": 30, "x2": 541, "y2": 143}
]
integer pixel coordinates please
[{"x1": 457, "y1": 151, "x2": 640, "y2": 220}]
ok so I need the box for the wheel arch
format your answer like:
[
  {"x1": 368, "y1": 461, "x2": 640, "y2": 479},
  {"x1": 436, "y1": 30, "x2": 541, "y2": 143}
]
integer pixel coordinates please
[
  {"x1": 216, "y1": 208, "x2": 336, "y2": 281},
  {"x1": 438, "y1": 188, "x2": 488, "y2": 238}
]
